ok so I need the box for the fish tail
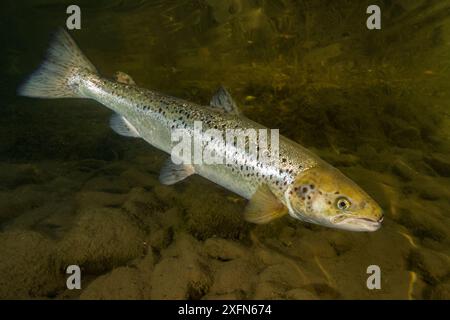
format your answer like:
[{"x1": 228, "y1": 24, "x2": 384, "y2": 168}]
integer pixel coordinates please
[{"x1": 18, "y1": 28, "x2": 97, "y2": 98}]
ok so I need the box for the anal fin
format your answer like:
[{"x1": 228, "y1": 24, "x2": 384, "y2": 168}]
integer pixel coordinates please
[
  {"x1": 110, "y1": 113, "x2": 140, "y2": 138},
  {"x1": 244, "y1": 184, "x2": 288, "y2": 224}
]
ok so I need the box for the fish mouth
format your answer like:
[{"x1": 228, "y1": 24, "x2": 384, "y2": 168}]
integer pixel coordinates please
[{"x1": 333, "y1": 216, "x2": 383, "y2": 232}]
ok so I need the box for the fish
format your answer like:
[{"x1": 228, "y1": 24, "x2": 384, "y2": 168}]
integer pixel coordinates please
[{"x1": 18, "y1": 29, "x2": 383, "y2": 232}]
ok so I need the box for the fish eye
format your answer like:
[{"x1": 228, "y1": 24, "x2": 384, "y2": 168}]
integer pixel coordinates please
[{"x1": 336, "y1": 197, "x2": 351, "y2": 210}]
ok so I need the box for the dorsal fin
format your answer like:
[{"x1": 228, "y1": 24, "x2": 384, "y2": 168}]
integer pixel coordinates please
[
  {"x1": 210, "y1": 86, "x2": 240, "y2": 115},
  {"x1": 115, "y1": 71, "x2": 136, "y2": 85},
  {"x1": 109, "y1": 113, "x2": 140, "y2": 138},
  {"x1": 244, "y1": 184, "x2": 288, "y2": 224},
  {"x1": 159, "y1": 158, "x2": 195, "y2": 185}
]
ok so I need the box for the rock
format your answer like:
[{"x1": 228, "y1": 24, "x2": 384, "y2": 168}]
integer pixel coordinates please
[
  {"x1": 147, "y1": 227, "x2": 173, "y2": 251},
  {"x1": 82, "y1": 176, "x2": 130, "y2": 194},
  {"x1": 75, "y1": 191, "x2": 126, "y2": 210},
  {"x1": 209, "y1": 259, "x2": 258, "y2": 296},
  {"x1": 302, "y1": 283, "x2": 340, "y2": 299},
  {"x1": 408, "y1": 248, "x2": 450, "y2": 284},
  {"x1": 390, "y1": 126, "x2": 421, "y2": 148},
  {"x1": 131, "y1": 250, "x2": 155, "y2": 276},
  {"x1": 157, "y1": 207, "x2": 184, "y2": 229},
  {"x1": 80, "y1": 267, "x2": 150, "y2": 299},
  {"x1": 3, "y1": 200, "x2": 76, "y2": 237},
  {"x1": 326, "y1": 231, "x2": 354, "y2": 256},
  {"x1": 285, "y1": 288, "x2": 319, "y2": 300},
  {"x1": 120, "y1": 168, "x2": 159, "y2": 188},
  {"x1": 0, "y1": 163, "x2": 47, "y2": 189},
  {"x1": 253, "y1": 245, "x2": 312, "y2": 265},
  {"x1": 75, "y1": 159, "x2": 108, "y2": 172},
  {"x1": 430, "y1": 281, "x2": 450, "y2": 299},
  {"x1": 408, "y1": 176, "x2": 450, "y2": 201},
  {"x1": 46, "y1": 176, "x2": 81, "y2": 194},
  {"x1": 122, "y1": 187, "x2": 178, "y2": 238},
  {"x1": 258, "y1": 263, "x2": 305, "y2": 289},
  {"x1": 356, "y1": 144, "x2": 378, "y2": 160},
  {"x1": 152, "y1": 184, "x2": 179, "y2": 204},
  {"x1": 424, "y1": 153, "x2": 450, "y2": 177},
  {"x1": 204, "y1": 238, "x2": 248, "y2": 261},
  {"x1": 122, "y1": 187, "x2": 166, "y2": 221},
  {"x1": 151, "y1": 233, "x2": 211, "y2": 299},
  {"x1": 391, "y1": 158, "x2": 417, "y2": 181},
  {"x1": 322, "y1": 152, "x2": 360, "y2": 167},
  {"x1": 279, "y1": 226, "x2": 296, "y2": 247},
  {"x1": 295, "y1": 230, "x2": 337, "y2": 259},
  {"x1": 0, "y1": 231, "x2": 62, "y2": 299},
  {"x1": 182, "y1": 180, "x2": 248, "y2": 240},
  {"x1": 302, "y1": 221, "x2": 415, "y2": 299},
  {"x1": 203, "y1": 292, "x2": 241, "y2": 300},
  {"x1": 56, "y1": 208, "x2": 145, "y2": 273},
  {"x1": 253, "y1": 281, "x2": 285, "y2": 299},
  {"x1": 397, "y1": 203, "x2": 449, "y2": 243},
  {"x1": 254, "y1": 247, "x2": 287, "y2": 266},
  {"x1": 0, "y1": 185, "x2": 48, "y2": 223}
]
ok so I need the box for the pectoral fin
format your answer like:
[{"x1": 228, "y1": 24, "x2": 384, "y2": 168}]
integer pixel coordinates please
[
  {"x1": 159, "y1": 158, "x2": 195, "y2": 185},
  {"x1": 210, "y1": 86, "x2": 240, "y2": 115},
  {"x1": 244, "y1": 184, "x2": 288, "y2": 224},
  {"x1": 110, "y1": 113, "x2": 140, "y2": 138}
]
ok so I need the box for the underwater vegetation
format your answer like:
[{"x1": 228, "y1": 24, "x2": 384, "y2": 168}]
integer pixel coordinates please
[{"x1": 0, "y1": 0, "x2": 449, "y2": 299}]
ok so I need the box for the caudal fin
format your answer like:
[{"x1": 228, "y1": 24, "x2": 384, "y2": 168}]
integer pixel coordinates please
[{"x1": 18, "y1": 29, "x2": 97, "y2": 98}]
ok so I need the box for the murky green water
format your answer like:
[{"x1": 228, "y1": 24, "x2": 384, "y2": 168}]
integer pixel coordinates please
[{"x1": 0, "y1": 0, "x2": 449, "y2": 299}]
